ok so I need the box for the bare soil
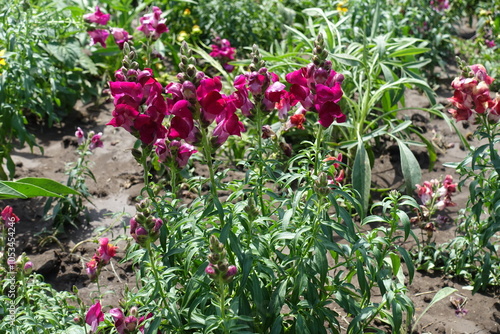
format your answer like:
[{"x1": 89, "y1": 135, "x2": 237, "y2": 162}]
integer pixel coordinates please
[{"x1": 4, "y1": 87, "x2": 500, "y2": 333}]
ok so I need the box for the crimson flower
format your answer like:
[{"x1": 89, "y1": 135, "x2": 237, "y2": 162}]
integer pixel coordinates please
[{"x1": 285, "y1": 62, "x2": 345, "y2": 127}]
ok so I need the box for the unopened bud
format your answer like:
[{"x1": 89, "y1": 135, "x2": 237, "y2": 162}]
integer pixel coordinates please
[
  {"x1": 129, "y1": 306, "x2": 138, "y2": 317},
  {"x1": 24, "y1": 261, "x2": 33, "y2": 275},
  {"x1": 261, "y1": 125, "x2": 276, "y2": 139},
  {"x1": 186, "y1": 64, "x2": 197, "y2": 78}
]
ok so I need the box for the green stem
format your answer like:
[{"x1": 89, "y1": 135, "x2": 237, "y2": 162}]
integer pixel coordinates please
[
  {"x1": 199, "y1": 125, "x2": 225, "y2": 228},
  {"x1": 146, "y1": 242, "x2": 167, "y2": 306},
  {"x1": 255, "y1": 106, "x2": 267, "y2": 216},
  {"x1": 217, "y1": 281, "x2": 229, "y2": 334},
  {"x1": 169, "y1": 160, "x2": 178, "y2": 199},
  {"x1": 314, "y1": 125, "x2": 325, "y2": 175}
]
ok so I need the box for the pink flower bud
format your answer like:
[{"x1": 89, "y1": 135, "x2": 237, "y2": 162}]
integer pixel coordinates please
[
  {"x1": 24, "y1": 261, "x2": 33, "y2": 275},
  {"x1": 205, "y1": 264, "x2": 216, "y2": 276},
  {"x1": 75, "y1": 127, "x2": 85, "y2": 145}
]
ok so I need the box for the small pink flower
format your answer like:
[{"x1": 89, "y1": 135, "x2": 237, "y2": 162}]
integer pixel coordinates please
[
  {"x1": 224, "y1": 265, "x2": 237, "y2": 279},
  {"x1": 137, "y1": 6, "x2": 168, "y2": 40},
  {"x1": 86, "y1": 301, "x2": 105, "y2": 333},
  {"x1": 205, "y1": 264, "x2": 216, "y2": 276},
  {"x1": 24, "y1": 261, "x2": 33, "y2": 274},
  {"x1": 88, "y1": 29, "x2": 110, "y2": 48},
  {"x1": 1, "y1": 206, "x2": 19, "y2": 226},
  {"x1": 86, "y1": 255, "x2": 100, "y2": 281},
  {"x1": 83, "y1": 6, "x2": 110, "y2": 25},
  {"x1": 110, "y1": 28, "x2": 132, "y2": 50},
  {"x1": 89, "y1": 132, "x2": 104, "y2": 150},
  {"x1": 110, "y1": 308, "x2": 127, "y2": 334},
  {"x1": 97, "y1": 237, "x2": 117, "y2": 264},
  {"x1": 75, "y1": 127, "x2": 85, "y2": 145},
  {"x1": 485, "y1": 40, "x2": 496, "y2": 48}
]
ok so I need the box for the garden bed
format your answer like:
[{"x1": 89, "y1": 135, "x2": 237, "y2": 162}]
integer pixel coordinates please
[{"x1": 6, "y1": 88, "x2": 500, "y2": 333}]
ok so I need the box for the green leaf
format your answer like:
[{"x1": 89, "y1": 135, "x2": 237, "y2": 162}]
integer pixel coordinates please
[
  {"x1": 331, "y1": 53, "x2": 363, "y2": 67},
  {"x1": 0, "y1": 178, "x2": 79, "y2": 199},
  {"x1": 412, "y1": 287, "x2": 457, "y2": 332},
  {"x1": 396, "y1": 139, "x2": 421, "y2": 194},
  {"x1": 352, "y1": 141, "x2": 371, "y2": 217},
  {"x1": 387, "y1": 47, "x2": 430, "y2": 58}
]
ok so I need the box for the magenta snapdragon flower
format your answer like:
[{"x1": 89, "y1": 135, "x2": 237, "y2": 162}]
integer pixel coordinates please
[
  {"x1": 285, "y1": 62, "x2": 345, "y2": 127},
  {"x1": 83, "y1": 6, "x2": 110, "y2": 25},
  {"x1": 88, "y1": 29, "x2": 110, "y2": 48},
  {"x1": 107, "y1": 69, "x2": 168, "y2": 145},
  {"x1": 89, "y1": 132, "x2": 104, "y2": 150},
  {"x1": 210, "y1": 38, "x2": 236, "y2": 72},
  {"x1": 430, "y1": 0, "x2": 449, "y2": 12},
  {"x1": 86, "y1": 301, "x2": 104, "y2": 333},
  {"x1": 137, "y1": 6, "x2": 168, "y2": 40},
  {"x1": 1, "y1": 205, "x2": 19, "y2": 227},
  {"x1": 110, "y1": 28, "x2": 132, "y2": 50}
]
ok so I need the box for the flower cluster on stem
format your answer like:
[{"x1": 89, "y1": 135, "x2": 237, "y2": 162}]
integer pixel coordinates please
[
  {"x1": 86, "y1": 237, "x2": 118, "y2": 282},
  {"x1": 412, "y1": 175, "x2": 457, "y2": 241},
  {"x1": 448, "y1": 59, "x2": 499, "y2": 122}
]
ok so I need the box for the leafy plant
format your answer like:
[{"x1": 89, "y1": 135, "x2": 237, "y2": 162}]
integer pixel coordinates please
[
  {"x1": 43, "y1": 128, "x2": 103, "y2": 231},
  {"x1": 0, "y1": 0, "x2": 97, "y2": 179}
]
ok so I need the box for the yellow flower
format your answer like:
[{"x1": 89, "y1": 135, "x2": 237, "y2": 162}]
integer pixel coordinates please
[
  {"x1": 177, "y1": 31, "x2": 190, "y2": 42},
  {"x1": 337, "y1": 1, "x2": 348, "y2": 13},
  {"x1": 0, "y1": 50, "x2": 6, "y2": 67},
  {"x1": 191, "y1": 25, "x2": 202, "y2": 35},
  {"x1": 183, "y1": 8, "x2": 191, "y2": 16}
]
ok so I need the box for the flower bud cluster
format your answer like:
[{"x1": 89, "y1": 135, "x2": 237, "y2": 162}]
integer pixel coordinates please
[
  {"x1": 129, "y1": 199, "x2": 164, "y2": 247},
  {"x1": 205, "y1": 235, "x2": 237, "y2": 283}
]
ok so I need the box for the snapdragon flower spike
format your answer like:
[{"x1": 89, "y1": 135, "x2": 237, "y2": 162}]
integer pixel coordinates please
[
  {"x1": 206, "y1": 235, "x2": 238, "y2": 283},
  {"x1": 430, "y1": 0, "x2": 449, "y2": 12},
  {"x1": 129, "y1": 200, "x2": 164, "y2": 247},
  {"x1": 448, "y1": 62, "x2": 496, "y2": 121},
  {"x1": 108, "y1": 65, "x2": 168, "y2": 145},
  {"x1": 83, "y1": 6, "x2": 110, "y2": 25},
  {"x1": 284, "y1": 34, "x2": 345, "y2": 127},
  {"x1": 137, "y1": 6, "x2": 168, "y2": 40},
  {"x1": 415, "y1": 175, "x2": 457, "y2": 210}
]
